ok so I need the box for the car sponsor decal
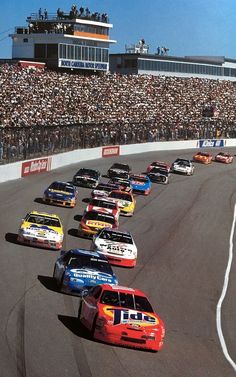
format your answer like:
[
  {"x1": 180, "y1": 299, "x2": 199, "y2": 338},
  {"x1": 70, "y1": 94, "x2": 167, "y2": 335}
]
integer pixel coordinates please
[
  {"x1": 86, "y1": 220, "x2": 112, "y2": 228},
  {"x1": 25, "y1": 224, "x2": 58, "y2": 234},
  {"x1": 71, "y1": 269, "x2": 113, "y2": 282},
  {"x1": 103, "y1": 307, "x2": 158, "y2": 326},
  {"x1": 131, "y1": 181, "x2": 145, "y2": 186}
]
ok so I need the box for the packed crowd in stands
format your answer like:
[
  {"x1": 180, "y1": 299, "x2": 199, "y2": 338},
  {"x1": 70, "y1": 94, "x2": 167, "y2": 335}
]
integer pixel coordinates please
[{"x1": 1, "y1": 62, "x2": 236, "y2": 163}]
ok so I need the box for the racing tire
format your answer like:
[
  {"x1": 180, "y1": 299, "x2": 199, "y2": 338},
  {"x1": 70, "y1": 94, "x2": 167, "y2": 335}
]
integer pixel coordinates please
[
  {"x1": 78, "y1": 300, "x2": 83, "y2": 319},
  {"x1": 59, "y1": 273, "x2": 65, "y2": 290},
  {"x1": 91, "y1": 314, "x2": 98, "y2": 338}
]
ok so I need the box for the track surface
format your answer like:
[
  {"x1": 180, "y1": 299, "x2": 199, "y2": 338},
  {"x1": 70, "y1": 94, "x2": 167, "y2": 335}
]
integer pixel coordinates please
[{"x1": 1, "y1": 148, "x2": 236, "y2": 377}]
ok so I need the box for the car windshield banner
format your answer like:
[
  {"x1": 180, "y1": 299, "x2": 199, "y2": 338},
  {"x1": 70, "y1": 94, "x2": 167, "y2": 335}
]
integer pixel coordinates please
[{"x1": 197, "y1": 139, "x2": 225, "y2": 148}]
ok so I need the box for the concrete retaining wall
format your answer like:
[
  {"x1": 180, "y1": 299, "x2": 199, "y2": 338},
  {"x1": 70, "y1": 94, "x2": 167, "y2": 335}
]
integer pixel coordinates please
[{"x1": 1, "y1": 139, "x2": 235, "y2": 183}]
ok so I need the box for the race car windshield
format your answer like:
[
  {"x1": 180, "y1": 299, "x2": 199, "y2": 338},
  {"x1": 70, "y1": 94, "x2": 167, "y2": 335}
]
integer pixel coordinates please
[
  {"x1": 150, "y1": 168, "x2": 168, "y2": 176},
  {"x1": 95, "y1": 184, "x2": 117, "y2": 192},
  {"x1": 100, "y1": 229, "x2": 133, "y2": 244},
  {"x1": 26, "y1": 215, "x2": 61, "y2": 227},
  {"x1": 177, "y1": 160, "x2": 190, "y2": 166},
  {"x1": 131, "y1": 176, "x2": 148, "y2": 183},
  {"x1": 85, "y1": 212, "x2": 115, "y2": 225},
  {"x1": 68, "y1": 256, "x2": 112, "y2": 274},
  {"x1": 91, "y1": 199, "x2": 116, "y2": 210},
  {"x1": 109, "y1": 192, "x2": 132, "y2": 202},
  {"x1": 110, "y1": 163, "x2": 129, "y2": 171},
  {"x1": 50, "y1": 182, "x2": 74, "y2": 193},
  {"x1": 100, "y1": 291, "x2": 154, "y2": 312},
  {"x1": 76, "y1": 169, "x2": 98, "y2": 178}
]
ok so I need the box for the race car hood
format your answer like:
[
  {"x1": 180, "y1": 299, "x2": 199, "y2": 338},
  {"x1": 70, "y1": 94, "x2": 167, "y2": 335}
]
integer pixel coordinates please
[
  {"x1": 68, "y1": 268, "x2": 116, "y2": 285},
  {"x1": 74, "y1": 174, "x2": 96, "y2": 181},
  {"x1": 131, "y1": 181, "x2": 148, "y2": 190},
  {"x1": 95, "y1": 240, "x2": 134, "y2": 255},
  {"x1": 20, "y1": 223, "x2": 62, "y2": 238},
  {"x1": 45, "y1": 189, "x2": 74, "y2": 199},
  {"x1": 85, "y1": 220, "x2": 113, "y2": 229},
  {"x1": 87, "y1": 206, "x2": 113, "y2": 215},
  {"x1": 101, "y1": 306, "x2": 161, "y2": 329},
  {"x1": 92, "y1": 189, "x2": 109, "y2": 197},
  {"x1": 114, "y1": 199, "x2": 132, "y2": 208}
]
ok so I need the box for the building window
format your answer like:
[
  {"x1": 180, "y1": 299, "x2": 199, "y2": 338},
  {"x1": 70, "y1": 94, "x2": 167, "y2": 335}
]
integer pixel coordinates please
[
  {"x1": 23, "y1": 38, "x2": 28, "y2": 43},
  {"x1": 35, "y1": 44, "x2": 46, "y2": 58},
  {"x1": 47, "y1": 44, "x2": 58, "y2": 59}
]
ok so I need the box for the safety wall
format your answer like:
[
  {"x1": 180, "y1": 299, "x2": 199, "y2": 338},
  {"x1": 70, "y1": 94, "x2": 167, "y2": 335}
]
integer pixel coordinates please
[{"x1": 0, "y1": 139, "x2": 236, "y2": 183}]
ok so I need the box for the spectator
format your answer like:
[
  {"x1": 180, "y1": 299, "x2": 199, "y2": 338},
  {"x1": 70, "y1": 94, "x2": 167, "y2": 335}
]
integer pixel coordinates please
[{"x1": 1, "y1": 62, "x2": 236, "y2": 163}]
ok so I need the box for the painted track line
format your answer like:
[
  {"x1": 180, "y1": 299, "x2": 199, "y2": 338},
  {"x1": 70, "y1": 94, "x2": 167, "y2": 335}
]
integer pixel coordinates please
[{"x1": 216, "y1": 203, "x2": 236, "y2": 371}]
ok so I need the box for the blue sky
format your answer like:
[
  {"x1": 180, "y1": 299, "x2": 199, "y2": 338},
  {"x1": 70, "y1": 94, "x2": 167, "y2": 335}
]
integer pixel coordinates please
[{"x1": 1, "y1": 0, "x2": 236, "y2": 59}]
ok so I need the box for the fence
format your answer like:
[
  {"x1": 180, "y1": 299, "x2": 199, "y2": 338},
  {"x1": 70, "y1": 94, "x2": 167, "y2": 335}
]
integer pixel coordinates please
[{"x1": 0, "y1": 119, "x2": 236, "y2": 164}]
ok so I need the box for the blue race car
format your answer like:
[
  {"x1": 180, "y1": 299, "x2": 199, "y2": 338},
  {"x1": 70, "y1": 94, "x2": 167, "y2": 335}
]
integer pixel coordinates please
[
  {"x1": 43, "y1": 181, "x2": 78, "y2": 208},
  {"x1": 130, "y1": 174, "x2": 152, "y2": 195},
  {"x1": 53, "y1": 248, "x2": 118, "y2": 296}
]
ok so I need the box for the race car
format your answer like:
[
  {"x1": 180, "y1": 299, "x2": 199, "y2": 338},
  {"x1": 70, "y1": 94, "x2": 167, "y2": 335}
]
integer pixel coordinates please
[
  {"x1": 193, "y1": 151, "x2": 213, "y2": 164},
  {"x1": 107, "y1": 163, "x2": 131, "y2": 179},
  {"x1": 109, "y1": 177, "x2": 133, "y2": 193},
  {"x1": 85, "y1": 197, "x2": 120, "y2": 220},
  {"x1": 171, "y1": 158, "x2": 194, "y2": 175},
  {"x1": 78, "y1": 210, "x2": 118, "y2": 237},
  {"x1": 78, "y1": 284, "x2": 165, "y2": 351},
  {"x1": 91, "y1": 182, "x2": 120, "y2": 198},
  {"x1": 146, "y1": 161, "x2": 171, "y2": 173},
  {"x1": 91, "y1": 228, "x2": 137, "y2": 267},
  {"x1": 17, "y1": 211, "x2": 64, "y2": 250},
  {"x1": 53, "y1": 249, "x2": 118, "y2": 296},
  {"x1": 73, "y1": 168, "x2": 100, "y2": 188},
  {"x1": 214, "y1": 151, "x2": 233, "y2": 164},
  {"x1": 130, "y1": 174, "x2": 151, "y2": 195},
  {"x1": 43, "y1": 181, "x2": 78, "y2": 208},
  {"x1": 147, "y1": 167, "x2": 170, "y2": 184},
  {"x1": 108, "y1": 190, "x2": 136, "y2": 216}
]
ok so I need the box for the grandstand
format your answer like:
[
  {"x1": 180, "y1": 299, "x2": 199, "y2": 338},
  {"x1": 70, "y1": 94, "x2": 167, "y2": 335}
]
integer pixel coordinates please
[
  {"x1": 110, "y1": 50, "x2": 236, "y2": 81},
  {"x1": 9, "y1": 5, "x2": 116, "y2": 71}
]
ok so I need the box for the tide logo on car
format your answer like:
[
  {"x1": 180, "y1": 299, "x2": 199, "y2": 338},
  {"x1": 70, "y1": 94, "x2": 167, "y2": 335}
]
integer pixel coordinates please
[{"x1": 103, "y1": 307, "x2": 158, "y2": 326}]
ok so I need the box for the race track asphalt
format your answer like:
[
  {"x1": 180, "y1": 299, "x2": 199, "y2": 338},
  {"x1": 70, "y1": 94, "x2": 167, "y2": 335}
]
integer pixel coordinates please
[{"x1": 1, "y1": 147, "x2": 236, "y2": 377}]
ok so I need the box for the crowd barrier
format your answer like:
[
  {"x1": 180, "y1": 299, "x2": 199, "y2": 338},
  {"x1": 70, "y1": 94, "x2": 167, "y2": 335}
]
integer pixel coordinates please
[{"x1": 0, "y1": 138, "x2": 235, "y2": 183}]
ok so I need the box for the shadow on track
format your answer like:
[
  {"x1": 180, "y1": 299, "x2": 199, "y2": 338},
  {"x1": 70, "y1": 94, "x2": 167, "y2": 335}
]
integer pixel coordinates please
[
  {"x1": 58, "y1": 314, "x2": 92, "y2": 340},
  {"x1": 5, "y1": 232, "x2": 18, "y2": 244},
  {"x1": 38, "y1": 275, "x2": 59, "y2": 293}
]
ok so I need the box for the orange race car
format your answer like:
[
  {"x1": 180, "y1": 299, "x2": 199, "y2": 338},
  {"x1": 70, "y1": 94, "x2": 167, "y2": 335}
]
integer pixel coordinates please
[{"x1": 193, "y1": 151, "x2": 213, "y2": 164}]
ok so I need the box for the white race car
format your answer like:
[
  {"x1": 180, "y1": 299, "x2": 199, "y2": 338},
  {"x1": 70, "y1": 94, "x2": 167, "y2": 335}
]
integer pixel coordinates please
[
  {"x1": 171, "y1": 158, "x2": 194, "y2": 175},
  {"x1": 91, "y1": 228, "x2": 137, "y2": 267}
]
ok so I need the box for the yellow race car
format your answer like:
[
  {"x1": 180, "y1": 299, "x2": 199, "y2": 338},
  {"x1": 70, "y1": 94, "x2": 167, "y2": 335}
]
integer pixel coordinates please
[
  {"x1": 108, "y1": 190, "x2": 136, "y2": 216},
  {"x1": 17, "y1": 210, "x2": 64, "y2": 250}
]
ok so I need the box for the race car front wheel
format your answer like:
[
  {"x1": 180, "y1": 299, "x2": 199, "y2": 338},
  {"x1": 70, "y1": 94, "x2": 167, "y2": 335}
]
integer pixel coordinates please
[{"x1": 91, "y1": 314, "x2": 98, "y2": 338}]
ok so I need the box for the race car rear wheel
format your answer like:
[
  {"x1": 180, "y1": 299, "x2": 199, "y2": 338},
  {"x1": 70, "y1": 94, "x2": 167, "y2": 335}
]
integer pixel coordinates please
[{"x1": 78, "y1": 300, "x2": 83, "y2": 319}]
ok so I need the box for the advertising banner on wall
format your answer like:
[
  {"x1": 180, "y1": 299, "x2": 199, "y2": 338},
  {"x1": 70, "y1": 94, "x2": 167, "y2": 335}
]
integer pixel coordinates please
[
  {"x1": 197, "y1": 139, "x2": 225, "y2": 148},
  {"x1": 102, "y1": 146, "x2": 120, "y2": 158},
  {"x1": 21, "y1": 157, "x2": 52, "y2": 177}
]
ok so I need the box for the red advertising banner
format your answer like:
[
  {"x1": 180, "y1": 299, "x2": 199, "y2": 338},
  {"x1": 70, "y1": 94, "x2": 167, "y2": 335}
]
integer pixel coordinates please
[
  {"x1": 102, "y1": 146, "x2": 120, "y2": 158},
  {"x1": 21, "y1": 157, "x2": 52, "y2": 177}
]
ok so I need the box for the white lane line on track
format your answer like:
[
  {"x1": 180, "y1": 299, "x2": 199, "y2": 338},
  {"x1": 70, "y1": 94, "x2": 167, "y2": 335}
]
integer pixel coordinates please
[{"x1": 216, "y1": 203, "x2": 236, "y2": 371}]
